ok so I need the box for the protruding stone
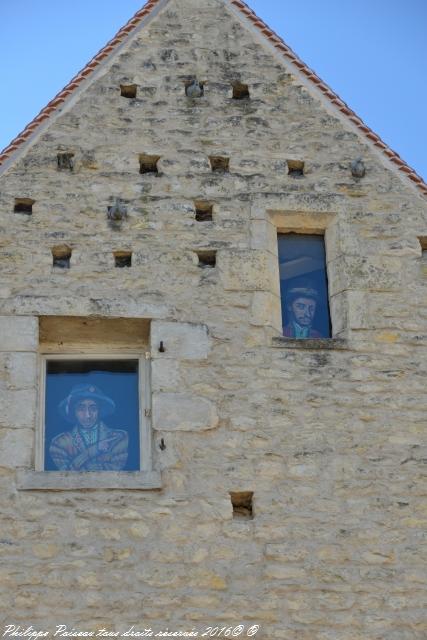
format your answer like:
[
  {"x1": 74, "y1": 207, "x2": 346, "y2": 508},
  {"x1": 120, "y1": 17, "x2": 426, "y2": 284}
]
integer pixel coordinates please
[{"x1": 151, "y1": 321, "x2": 211, "y2": 360}]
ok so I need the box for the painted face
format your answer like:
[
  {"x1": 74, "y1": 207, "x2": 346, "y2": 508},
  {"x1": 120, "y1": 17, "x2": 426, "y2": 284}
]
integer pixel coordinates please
[
  {"x1": 290, "y1": 296, "x2": 316, "y2": 327},
  {"x1": 75, "y1": 399, "x2": 99, "y2": 429}
]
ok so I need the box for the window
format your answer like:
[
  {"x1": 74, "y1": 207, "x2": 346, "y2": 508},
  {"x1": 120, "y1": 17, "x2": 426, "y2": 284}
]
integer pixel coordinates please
[
  {"x1": 278, "y1": 233, "x2": 331, "y2": 339},
  {"x1": 35, "y1": 316, "x2": 155, "y2": 477},
  {"x1": 43, "y1": 357, "x2": 141, "y2": 471}
]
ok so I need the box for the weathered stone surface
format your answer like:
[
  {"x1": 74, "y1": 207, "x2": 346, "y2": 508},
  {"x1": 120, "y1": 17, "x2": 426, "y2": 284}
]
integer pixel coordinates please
[
  {"x1": 151, "y1": 358, "x2": 181, "y2": 391},
  {"x1": 251, "y1": 291, "x2": 282, "y2": 330},
  {"x1": 152, "y1": 392, "x2": 218, "y2": 431},
  {"x1": 0, "y1": 0, "x2": 426, "y2": 634},
  {"x1": 0, "y1": 316, "x2": 38, "y2": 352},
  {"x1": 1, "y1": 388, "x2": 36, "y2": 428},
  {"x1": 4, "y1": 352, "x2": 37, "y2": 389},
  {"x1": 0, "y1": 428, "x2": 33, "y2": 467},
  {"x1": 151, "y1": 321, "x2": 211, "y2": 360}
]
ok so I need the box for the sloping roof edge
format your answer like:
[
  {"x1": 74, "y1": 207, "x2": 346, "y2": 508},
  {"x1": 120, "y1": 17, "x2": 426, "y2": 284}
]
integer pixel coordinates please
[{"x1": 1, "y1": 0, "x2": 426, "y2": 197}]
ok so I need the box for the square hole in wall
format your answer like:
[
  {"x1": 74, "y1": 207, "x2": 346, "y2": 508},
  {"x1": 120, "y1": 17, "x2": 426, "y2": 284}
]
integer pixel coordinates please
[
  {"x1": 52, "y1": 245, "x2": 72, "y2": 269},
  {"x1": 120, "y1": 84, "x2": 137, "y2": 99},
  {"x1": 114, "y1": 251, "x2": 132, "y2": 268},
  {"x1": 209, "y1": 156, "x2": 229, "y2": 173},
  {"x1": 57, "y1": 152, "x2": 74, "y2": 171},
  {"x1": 230, "y1": 491, "x2": 253, "y2": 519},
  {"x1": 287, "y1": 160, "x2": 305, "y2": 177},
  {"x1": 194, "y1": 201, "x2": 213, "y2": 222},
  {"x1": 14, "y1": 198, "x2": 35, "y2": 214},
  {"x1": 196, "y1": 250, "x2": 216, "y2": 268},
  {"x1": 232, "y1": 82, "x2": 250, "y2": 100},
  {"x1": 139, "y1": 154, "x2": 160, "y2": 175}
]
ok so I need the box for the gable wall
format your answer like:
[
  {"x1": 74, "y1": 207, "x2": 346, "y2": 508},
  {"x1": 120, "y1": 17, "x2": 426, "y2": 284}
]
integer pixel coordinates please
[{"x1": 0, "y1": 0, "x2": 426, "y2": 636}]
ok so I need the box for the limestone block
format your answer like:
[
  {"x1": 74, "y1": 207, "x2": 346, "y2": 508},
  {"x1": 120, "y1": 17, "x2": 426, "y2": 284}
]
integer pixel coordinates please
[
  {"x1": 151, "y1": 321, "x2": 211, "y2": 360},
  {"x1": 329, "y1": 291, "x2": 348, "y2": 336},
  {"x1": 265, "y1": 543, "x2": 309, "y2": 563},
  {"x1": 220, "y1": 250, "x2": 278, "y2": 292},
  {"x1": 1, "y1": 389, "x2": 36, "y2": 428},
  {"x1": 250, "y1": 219, "x2": 278, "y2": 253},
  {"x1": 0, "y1": 428, "x2": 33, "y2": 467},
  {"x1": 330, "y1": 290, "x2": 369, "y2": 334},
  {"x1": 5, "y1": 353, "x2": 37, "y2": 389},
  {"x1": 328, "y1": 254, "x2": 402, "y2": 295},
  {"x1": 151, "y1": 358, "x2": 181, "y2": 391},
  {"x1": 152, "y1": 393, "x2": 218, "y2": 431},
  {"x1": 251, "y1": 291, "x2": 282, "y2": 331},
  {"x1": 0, "y1": 316, "x2": 38, "y2": 352}
]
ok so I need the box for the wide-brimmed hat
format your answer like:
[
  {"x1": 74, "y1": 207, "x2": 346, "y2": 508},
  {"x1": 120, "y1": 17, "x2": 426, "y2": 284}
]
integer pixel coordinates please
[
  {"x1": 286, "y1": 286, "x2": 319, "y2": 305},
  {"x1": 59, "y1": 384, "x2": 116, "y2": 423}
]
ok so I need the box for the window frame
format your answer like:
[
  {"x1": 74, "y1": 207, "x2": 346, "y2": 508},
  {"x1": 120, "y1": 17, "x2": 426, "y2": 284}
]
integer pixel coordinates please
[
  {"x1": 277, "y1": 231, "x2": 332, "y2": 340},
  {"x1": 36, "y1": 352, "x2": 152, "y2": 473}
]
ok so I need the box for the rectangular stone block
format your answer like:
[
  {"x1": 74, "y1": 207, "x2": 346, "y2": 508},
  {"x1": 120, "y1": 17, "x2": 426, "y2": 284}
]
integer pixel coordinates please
[
  {"x1": 250, "y1": 219, "x2": 278, "y2": 253},
  {"x1": 0, "y1": 428, "x2": 33, "y2": 468},
  {"x1": 151, "y1": 321, "x2": 211, "y2": 360},
  {"x1": 152, "y1": 393, "x2": 218, "y2": 431},
  {"x1": 328, "y1": 254, "x2": 402, "y2": 296},
  {"x1": 220, "y1": 249, "x2": 278, "y2": 292},
  {"x1": 251, "y1": 291, "x2": 282, "y2": 332},
  {"x1": 151, "y1": 358, "x2": 181, "y2": 391},
  {"x1": 1, "y1": 388, "x2": 37, "y2": 428},
  {"x1": 5, "y1": 353, "x2": 37, "y2": 389},
  {"x1": 0, "y1": 316, "x2": 38, "y2": 352}
]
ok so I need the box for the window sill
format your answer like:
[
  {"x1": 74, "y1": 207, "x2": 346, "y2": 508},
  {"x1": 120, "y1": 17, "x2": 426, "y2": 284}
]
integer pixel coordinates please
[
  {"x1": 16, "y1": 470, "x2": 162, "y2": 491},
  {"x1": 272, "y1": 337, "x2": 349, "y2": 350}
]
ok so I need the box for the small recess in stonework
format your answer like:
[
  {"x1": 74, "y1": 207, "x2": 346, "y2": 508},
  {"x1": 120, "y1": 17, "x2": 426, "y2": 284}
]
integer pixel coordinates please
[
  {"x1": 185, "y1": 79, "x2": 204, "y2": 98},
  {"x1": 194, "y1": 201, "x2": 213, "y2": 222},
  {"x1": 209, "y1": 156, "x2": 229, "y2": 173},
  {"x1": 230, "y1": 491, "x2": 253, "y2": 519},
  {"x1": 232, "y1": 82, "x2": 250, "y2": 100},
  {"x1": 57, "y1": 152, "x2": 74, "y2": 171},
  {"x1": 120, "y1": 84, "x2": 137, "y2": 99},
  {"x1": 139, "y1": 154, "x2": 161, "y2": 175},
  {"x1": 52, "y1": 245, "x2": 72, "y2": 269},
  {"x1": 287, "y1": 159, "x2": 305, "y2": 177},
  {"x1": 418, "y1": 237, "x2": 427, "y2": 259},
  {"x1": 14, "y1": 198, "x2": 35, "y2": 214},
  {"x1": 197, "y1": 250, "x2": 216, "y2": 268},
  {"x1": 114, "y1": 251, "x2": 132, "y2": 268},
  {"x1": 107, "y1": 198, "x2": 128, "y2": 226}
]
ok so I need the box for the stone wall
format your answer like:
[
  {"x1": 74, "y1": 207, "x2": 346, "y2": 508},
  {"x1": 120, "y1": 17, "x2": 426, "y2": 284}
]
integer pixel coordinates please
[{"x1": 0, "y1": 0, "x2": 426, "y2": 637}]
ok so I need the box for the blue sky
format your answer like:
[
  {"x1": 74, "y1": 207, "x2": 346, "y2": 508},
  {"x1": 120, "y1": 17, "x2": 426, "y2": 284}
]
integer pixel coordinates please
[{"x1": 1, "y1": 0, "x2": 426, "y2": 181}]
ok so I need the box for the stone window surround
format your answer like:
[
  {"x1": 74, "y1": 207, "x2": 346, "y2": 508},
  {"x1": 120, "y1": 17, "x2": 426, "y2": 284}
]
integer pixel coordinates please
[
  {"x1": 17, "y1": 317, "x2": 161, "y2": 491},
  {"x1": 250, "y1": 203, "x2": 348, "y2": 341},
  {"x1": 14, "y1": 317, "x2": 214, "y2": 491}
]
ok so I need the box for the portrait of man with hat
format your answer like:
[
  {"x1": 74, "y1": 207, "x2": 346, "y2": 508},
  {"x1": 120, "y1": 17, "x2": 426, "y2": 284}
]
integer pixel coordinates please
[
  {"x1": 49, "y1": 383, "x2": 129, "y2": 471},
  {"x1": 283, "y1": 285, "x2": 324, "y2": 339},
  {"x1": 278, "y1": 233, "x2": 331, "y2": 339}
]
